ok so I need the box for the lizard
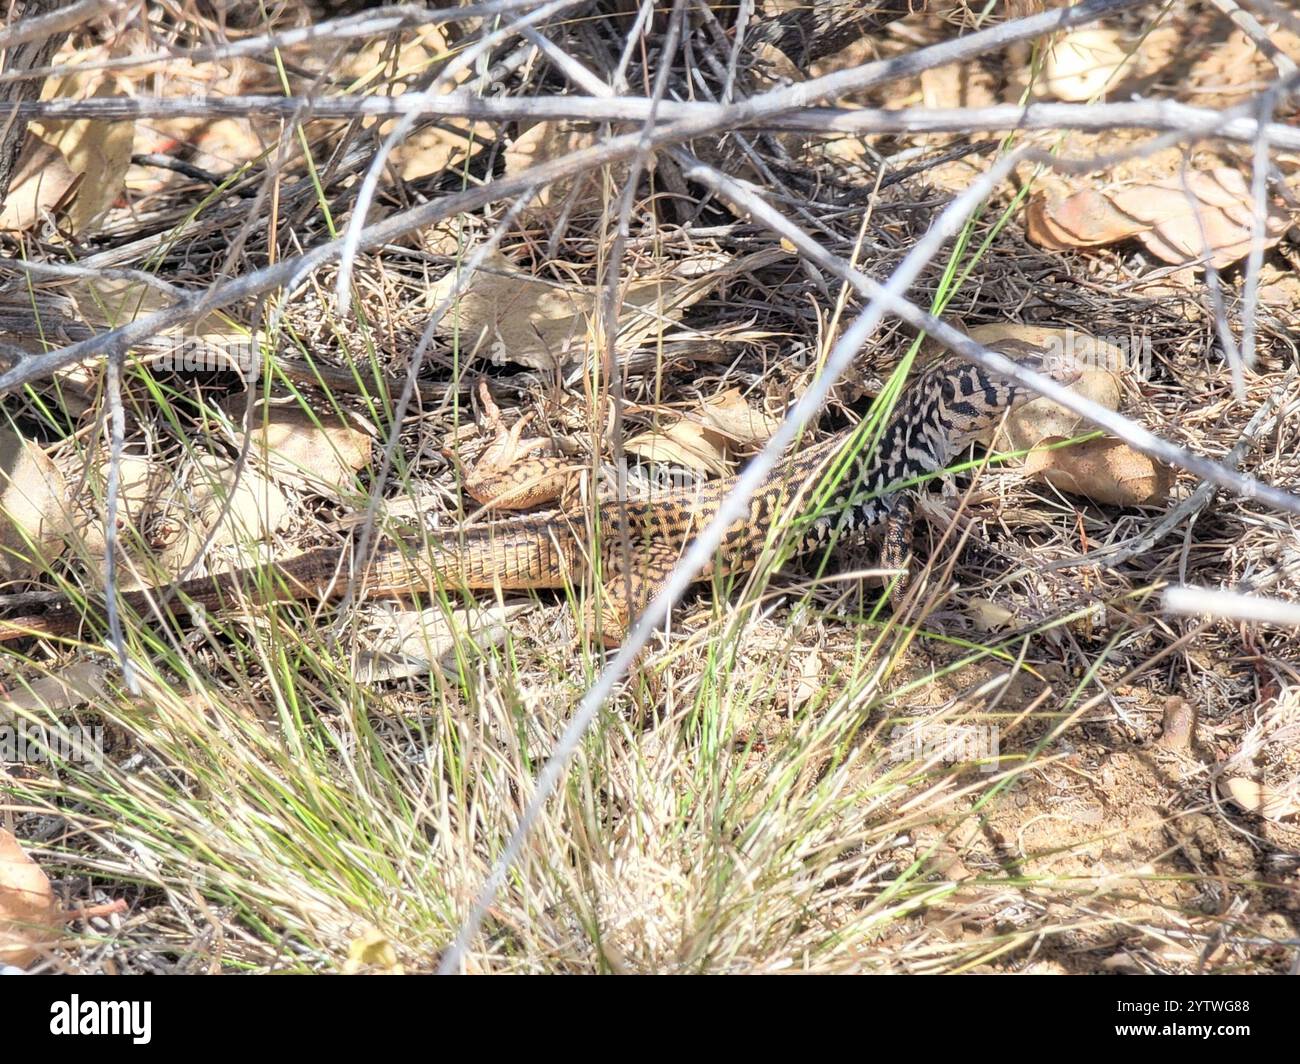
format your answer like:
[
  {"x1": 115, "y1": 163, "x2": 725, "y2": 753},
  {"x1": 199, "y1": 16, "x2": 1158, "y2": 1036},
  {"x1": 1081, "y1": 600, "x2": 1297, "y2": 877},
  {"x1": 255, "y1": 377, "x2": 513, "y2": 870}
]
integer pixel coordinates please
[{"x1": 0, "y1": 343, "x2": 1078, "y2": 648}]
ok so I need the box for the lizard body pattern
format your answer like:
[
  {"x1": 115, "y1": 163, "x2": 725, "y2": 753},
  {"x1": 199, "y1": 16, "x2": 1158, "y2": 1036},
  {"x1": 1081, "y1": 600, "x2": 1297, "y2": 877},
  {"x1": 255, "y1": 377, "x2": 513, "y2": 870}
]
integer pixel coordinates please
[{"x1": 0, "y1": 346, "x2": 1075, "y2": 647}]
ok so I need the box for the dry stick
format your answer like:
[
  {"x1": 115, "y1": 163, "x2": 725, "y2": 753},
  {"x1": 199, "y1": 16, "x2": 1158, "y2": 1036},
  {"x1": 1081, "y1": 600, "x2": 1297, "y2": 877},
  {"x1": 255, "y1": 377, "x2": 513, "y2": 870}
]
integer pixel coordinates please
[
  {"x1": 102, "y1": 350, "x2": 137, "y2": 695},
  {"x1": 13, "y1": 94, "x2": 1300, "y2": 149},
  {"x1": 1209, "y1": 0, "x2": 1299, "y2": 77},
  {"x1": 1243, "y1": 0, "x2": 1300, "y2": 38},
  {"x1": 1239, "y1": 84, "x2": 1282, "y2": 381},
  {"x1": 0, "y1": 0, "x2": 115, "y2": 50},
  {"x1": 0, "y1": 258, "x2": 184, "y2": 299},
  {"x1": 436, "y1": 145, "x2": 1060, "y2": 973},
  {"x1": 1179, "y1": 159, "x2": 1246, "y2": 399},
  {"x1": 1164, "y1": 587, "x2": 1300, "y2": 626},
  {"x1": 0, "y1": 0, "x2": 560, "y2": 83},
  {"x1": 0, "y1": 0, "x2": 1144, "y2": 398}
]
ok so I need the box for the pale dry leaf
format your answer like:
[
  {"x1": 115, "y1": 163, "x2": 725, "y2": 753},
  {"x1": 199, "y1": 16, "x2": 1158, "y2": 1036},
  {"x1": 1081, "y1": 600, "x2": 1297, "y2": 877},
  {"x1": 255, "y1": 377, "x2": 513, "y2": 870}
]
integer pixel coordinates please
[
  {"x1": 625, "y1": 419, "x2": 730, "y2": 476},
  {"x1": 1026, "y1": 188, "x2": 1143, "y2": 251},
  {"x1": 505, "y1": 122, "x2": 629, "y2": 217},
  {"x1": 0, "y1": 134, "x2": 79, "y2": 232},
  {"x1": 1024, "y1": 435, "x2": 1173, "y2": 507},
  {"x1": 428, "y1": 251, "x2": 754, "y2": 371},
  {"x1": 1256, "y1": 263, "x2": 1300, "y2": 310},
  {"x1": 0, "y1": 430, "x2": 71, "y2": 579},
  {"x1": 195, "y1": 455, "x2": 291, "y2": 552},
  {"x1": 31, "y1": 70, "x2": 134, "y2": 236},
  {"x1": 122, "y1": 454, "x2": 292, "y2": 575},
  {"x1": 0, "y1": 829, "x2": 60, "y2": 970},
  {"x1": 186, "y1": 118, "x2": 268, "y2": 176},
  {"x1": 789, "y1": 649, "x2": 824, "y2": 711},
  {"x1": 356, "y1": 603, "x2": 529, "y2": 683},
  {"x1": 698, "y1": 387, "x2": 781, "y2": 447},
  {"x1": 429, "y1": 253, "x2": 592, "y2": 370},
  {"x1": 996, "y1": 369, "x2": 1122, "y2": 451},
  {"x1": 1042, "y1": 28, "x2": 1131, "y2": 102},
  {"x1": 343, "y1": 927, "x2": 405, "y2": 974},
  {"x1": 1156, "y1": 695, "x2": 1196, "y2": 752},
  {"x1": 241, "y1": 405, "x2": 372, "y2": 495},
  {"x1": 1029, "y1": 169, "x2": 1291, "y2": 269},
  {"x1": 343, "y1": 25, "x2": 475, "y2": 183},
  {"x1": 1112, "y1": 168, "x2": 1290, "y2": 269},
  {"x1": 920, "y1": 61, "x2": 996, "y2": 109},
  {"x1": 0, "y1": 662, "x2": 110, "y2": 724},
  {"x1": 1220, "y1": 777, "x2": 1297, "y2": 821}
]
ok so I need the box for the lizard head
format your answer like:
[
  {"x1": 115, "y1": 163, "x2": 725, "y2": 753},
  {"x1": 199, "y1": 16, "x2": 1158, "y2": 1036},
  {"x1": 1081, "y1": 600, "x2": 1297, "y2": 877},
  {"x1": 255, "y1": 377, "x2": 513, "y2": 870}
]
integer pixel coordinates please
[{"x1": 922, "y1": 338, "x2": 1088, "y2": 459}]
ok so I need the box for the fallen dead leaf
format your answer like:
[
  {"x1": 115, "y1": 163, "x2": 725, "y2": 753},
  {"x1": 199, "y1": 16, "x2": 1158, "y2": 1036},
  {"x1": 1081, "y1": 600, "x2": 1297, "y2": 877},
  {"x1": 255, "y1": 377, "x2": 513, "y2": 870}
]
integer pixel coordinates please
[
  {"x1": 698, "y1": 387, "x2": 781, "y2": 448},
  {"x1": 0, "y1": 829, "x2": 60, "y2": 970},
  {"x1": 0, "y1": 430, "x2": 71, "y2": 579},
  {"x1": 0, "y1": 134, "x2": 79, "y2": 232},
  {"x1": 1041, "y1": 28, "x2": 1132, "y2": 102},
  {"x1": 788, "y1": 648, "x2": 824, "y2": 711},
  {"x1": 192, "y1": 455, "x2": 291, "y2": 555},
  {"x1": 345, "y1": 24, "x2": 476, "y2": 184},
  {"x1": 1220, "y1": 777, "x2": 1297, "y2": 821},
  {"x1": 356, "y1": 603, "x2": 529, "y2": 682},
  {"x1": 1025, "y1": 435, "x2": 1172, "y2": 507},
  {"x1": 1028, "y1": 168, "x2": 1291, "y2": 269},
  {"x1": 430, "y1": 250, "x2": 783, "y2": 371},
  {"x1": 343, "y1": 927, "x2": 405, "y2": 974},
  {"x1": 625, "y1": 419, "x2": 730, "y2": 476},
  {"x1": 506, "y1": 122, "x2": 631, "y2": 219},
  {"x1": 1027, "y1": 187, "x2": 1135, "y2": 252},
  {"x1": 29, "y1": 68, "x2": 134, "y2": 236},
  {"x1": 0, "y1": 662, "x2": 110, "y2": 724},
  {"x1": 241, "y1": 404, "x2": 372, "y2": 496}
]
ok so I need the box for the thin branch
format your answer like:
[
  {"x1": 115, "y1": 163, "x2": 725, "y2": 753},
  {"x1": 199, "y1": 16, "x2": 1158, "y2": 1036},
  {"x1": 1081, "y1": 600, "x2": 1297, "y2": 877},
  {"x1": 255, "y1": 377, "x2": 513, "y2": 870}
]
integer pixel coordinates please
[
  {"x1": 0, "y1": 0, "x2": 117, "y2": 50},
  {"x1": 1164, "y1": 587, "x2": 1300, "y2": 626},
  {"x1": 11, "y1": 94, "x2": 1298, "y2": 149},
  {"x1": 102, "y1": 350, "x2": 138, "y2": 696},
  {"x1": 1210, "y1": 0, "x2": 1299, "y2": 77},
  {"x1": 0, "y1": 0, "x2": 562, "y2": 83}
]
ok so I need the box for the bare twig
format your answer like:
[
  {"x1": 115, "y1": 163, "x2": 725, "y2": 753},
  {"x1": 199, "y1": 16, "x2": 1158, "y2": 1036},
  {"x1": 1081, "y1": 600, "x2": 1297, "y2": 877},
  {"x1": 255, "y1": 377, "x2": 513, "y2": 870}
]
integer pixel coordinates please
[
  {"x1": 11, "y1": 94, "x2": 1298, "y2": 149},
  {"x1": 1164, "y1": 587, "x2": 1300, "y2": 625},
  {"x1": 0, "y1": 0, "x2": 116, "y2": 50},
  {"x1": 1210, "y1": 0, "x2": 1299, "y2": 77},
  {"x1": 102, "y1": 350, "x2": 138, "y2": 695},
  {"x1": 0, "y1": 0, "x2": 562, "y2": 83}
]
